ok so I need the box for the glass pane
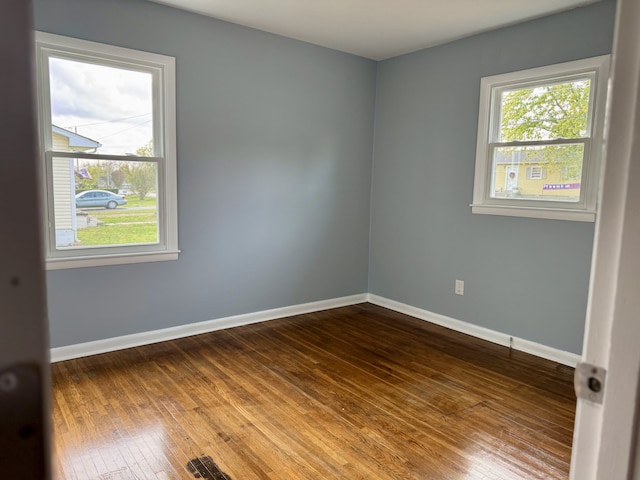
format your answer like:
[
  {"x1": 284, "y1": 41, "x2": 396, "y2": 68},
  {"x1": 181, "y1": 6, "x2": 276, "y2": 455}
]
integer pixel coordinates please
[
  {"x1": 49, "y1": 57, "x2": 153, "y2": 156},
  {"x1": 498, "y1": 78, "x2": 591, "y2": 142},
  {"x1": 52, "y1": 158, "x2": 159, "y2": 249},
  {"x1": 490, "y1": 144, "x2": 584, "y2": 203}
]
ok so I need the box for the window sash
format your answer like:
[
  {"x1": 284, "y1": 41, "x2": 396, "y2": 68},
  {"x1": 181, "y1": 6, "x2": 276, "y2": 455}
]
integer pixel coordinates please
[
  {"x1": 37, "y1": 51, "x2": 165, "y2": 158},
  {"x1": 44, "y1": 152, "x2": 167, "y2": 260},
  {"x1": 489, "y1": 72, "x2": 598, "y2": 144},
  {"x1": 485, "y1": 138, "x2": 590, "y2": 208}
]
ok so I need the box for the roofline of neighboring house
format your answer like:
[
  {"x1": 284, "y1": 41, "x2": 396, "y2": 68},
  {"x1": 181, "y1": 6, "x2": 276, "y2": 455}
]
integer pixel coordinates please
[{"x1": 52, "y1": 124, "x2": 102, "y2": 149}]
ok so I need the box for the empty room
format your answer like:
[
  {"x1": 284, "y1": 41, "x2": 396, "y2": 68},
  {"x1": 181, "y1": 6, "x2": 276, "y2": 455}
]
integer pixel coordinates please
[{"x1": 3, "y1": 0, "x2": 639, "y2": 478}]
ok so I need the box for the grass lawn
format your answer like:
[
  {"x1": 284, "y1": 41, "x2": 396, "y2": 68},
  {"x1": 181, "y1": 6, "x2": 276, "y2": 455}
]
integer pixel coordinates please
[
  {"x1": 97, "y1": 213, "x2": 157, "y2": 224},
  {"x1": 124, "y1": 196, "x2": 156, "y2": 208},
  {"x1": 94, "y1": 208, "x2": 156, "y2": 216},
  {"x1": 76, "y1": 196, "x2": 158, "y2": 245},
  {"x1": 77, "y1": 223, "x2": 158, "y2": 246}
]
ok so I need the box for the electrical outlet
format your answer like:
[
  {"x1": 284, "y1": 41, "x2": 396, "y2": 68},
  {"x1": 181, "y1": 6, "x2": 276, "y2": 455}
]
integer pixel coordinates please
[{"x1": 455, "y1": 279, "x2": 464, "y2": 296}]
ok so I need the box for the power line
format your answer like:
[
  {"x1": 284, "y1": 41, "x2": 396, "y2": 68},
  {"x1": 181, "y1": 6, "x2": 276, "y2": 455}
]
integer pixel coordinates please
[
  {"x1": 66, "y1": 112, "x2": 151, "y2": 129},
  {"x1": 96, "y1": 118, "x2": 152, "y2": 141}
]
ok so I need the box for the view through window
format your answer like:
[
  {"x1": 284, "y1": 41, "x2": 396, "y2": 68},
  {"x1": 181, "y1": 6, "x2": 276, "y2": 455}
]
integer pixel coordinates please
[
  {"x1": 36, "y1": 32, "x2": 178, "y2": 268},
  {"x1": 49, "y1": 57, "x2": 159, "y2": 249},
  {"x1": 471, "y1": 56, "x2": 610, "y2": 221},
  {"x1": 490, "y1": 77, "x2": 591, "y2": 203}
]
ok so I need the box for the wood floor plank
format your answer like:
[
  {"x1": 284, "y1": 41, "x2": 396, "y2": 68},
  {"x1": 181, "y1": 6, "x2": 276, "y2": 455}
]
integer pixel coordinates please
[{"x1": 51, "y1": 303, "x2": 576, "y2": 479}]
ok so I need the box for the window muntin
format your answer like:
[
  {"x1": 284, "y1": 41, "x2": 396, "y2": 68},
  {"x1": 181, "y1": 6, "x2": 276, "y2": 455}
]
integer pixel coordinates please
[
  {"x1": 36, "y1": 32, "x2": 178, "y2": 268},
  {"x1": 471, "y1": 56, "x2": 609, "y2": 222}
]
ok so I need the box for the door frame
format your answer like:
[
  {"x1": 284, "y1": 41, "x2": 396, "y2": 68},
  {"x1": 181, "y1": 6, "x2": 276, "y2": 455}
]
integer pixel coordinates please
[
  {"x1": 570, "y1": 0, "x2": 640, "y2": 477},
  {"x1": 0, "y1": 1, "x2": 51, "y2": 478}
]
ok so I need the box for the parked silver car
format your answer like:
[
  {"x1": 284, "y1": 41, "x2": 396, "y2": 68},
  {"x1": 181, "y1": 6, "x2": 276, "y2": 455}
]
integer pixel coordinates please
[{"x1": 76, "y1": 190, "x2": 127, "y2": 209}]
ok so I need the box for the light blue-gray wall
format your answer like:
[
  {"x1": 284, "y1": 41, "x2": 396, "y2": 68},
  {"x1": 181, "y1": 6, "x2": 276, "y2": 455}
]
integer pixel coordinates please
[
  {"x1": 35, "y1": 0, "x2": 376, "y2": 348},
  {"x1": 369, "y1": 0, "x2": 617, "y2": 354},
  {"x1": 36, "y1": 0, "x2": 617, "y2": 355}
]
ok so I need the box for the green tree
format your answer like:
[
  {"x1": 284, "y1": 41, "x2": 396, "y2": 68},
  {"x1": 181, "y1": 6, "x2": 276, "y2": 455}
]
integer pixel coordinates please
[
  {"x1": 128, "y1": 163, "x2": 156, "y2": 200},
  {"x1": 111, "y1": 169, "x2": 126, "y2": 189},
  {"x1": 500, "y1": 80, "x2": 590, "y2": 141},
  {"x1": 129, "y1": 140, "x2": 156, "y2": 199},
  {"x1": 136, "y1": 140, "x2": 153, "y2": 157},
  {"x1": 499, "y1": 79, "x2": 590, "y2": 180}
]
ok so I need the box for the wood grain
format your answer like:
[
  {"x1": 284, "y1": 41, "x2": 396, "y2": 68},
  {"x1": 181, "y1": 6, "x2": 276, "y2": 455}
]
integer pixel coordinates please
[{"x1": 51, "y1": 303, "x2": 576, "y2": 479}]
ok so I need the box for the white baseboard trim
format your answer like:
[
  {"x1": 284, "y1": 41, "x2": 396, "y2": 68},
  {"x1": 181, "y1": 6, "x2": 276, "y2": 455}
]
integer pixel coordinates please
[
  {"x1": 50, "y1": 292, "x2": 580, "y2": 367},
  {"x1": 366, "y1": 294, "x2": 580, "y2": 367},
  {"x1": 50, "y1": 294, "x2": 368, "y2": 363}
]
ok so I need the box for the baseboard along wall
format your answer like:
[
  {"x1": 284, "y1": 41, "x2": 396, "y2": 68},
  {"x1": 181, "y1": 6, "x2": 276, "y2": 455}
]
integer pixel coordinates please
[
  {"x1": 366, "y1": 295, "x2": 580, "y2": 367},
  {"x1": 50, "y1": 294, "x2": 368, "y2": 363},
  {"x1": 50, "y1": 293, "x2": 581, "y2": 367}
]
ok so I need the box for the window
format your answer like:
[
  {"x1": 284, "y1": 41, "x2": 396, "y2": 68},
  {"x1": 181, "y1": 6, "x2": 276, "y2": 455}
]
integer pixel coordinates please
[
  {"x1": 471, "y1": 56, "x2": 610, "y2": 222},
  {"x1": 35, "y1": 32, "x2": 178, "y2": 269},
  {"x1": 526, "y1": 167, "x2": 544, "y2": 180}
]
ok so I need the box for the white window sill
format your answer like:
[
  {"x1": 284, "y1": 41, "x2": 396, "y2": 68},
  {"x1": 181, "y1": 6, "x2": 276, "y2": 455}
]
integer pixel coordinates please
[
  {"x1": 46, "y1": 250, "x2": 180, "y2": 270},
  {"x1": 471, "y1": 204, "x2": 596, "y2": 222}
]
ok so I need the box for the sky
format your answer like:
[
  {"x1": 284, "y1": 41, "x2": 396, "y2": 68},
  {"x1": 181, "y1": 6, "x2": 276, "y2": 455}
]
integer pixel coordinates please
[{"x1": 49, "y1": 57, "x2": 153, "y2": 155}]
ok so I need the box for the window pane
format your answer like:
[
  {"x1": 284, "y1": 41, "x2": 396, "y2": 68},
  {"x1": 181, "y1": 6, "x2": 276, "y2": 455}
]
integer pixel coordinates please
[
  {"x1": 490, "y1": 144, "x2": 584, "y2": 203},
  {"x1": 498, "y1": 78, "x2": 591, "y2": 142},
  {"x1": 49, "y1": 57, "x2": 153, "y2": 156},
  {"x1": 52, "y1": 158, "x2": 159, "y2": 249}
]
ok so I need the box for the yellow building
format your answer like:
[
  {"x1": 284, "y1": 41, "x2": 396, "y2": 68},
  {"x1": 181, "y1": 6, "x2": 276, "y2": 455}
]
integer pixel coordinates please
[{"x1": 493, "y1": 150, "x2": 582, "y2": 202}]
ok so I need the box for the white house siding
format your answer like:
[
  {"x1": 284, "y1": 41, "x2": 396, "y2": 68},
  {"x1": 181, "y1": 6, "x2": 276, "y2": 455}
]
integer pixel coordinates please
[{"x1": 52, "y1": 132, "x2": 75, "y2": 247}]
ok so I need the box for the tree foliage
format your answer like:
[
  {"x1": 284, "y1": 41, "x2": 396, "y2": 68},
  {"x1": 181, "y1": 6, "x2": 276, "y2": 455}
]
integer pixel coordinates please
[
  {"x1": 73, "y1": 139, "x2": 157, "y2": 198},
  {"x1": 135, "y1": 140, "x2": 153, "y2": 157},
  {"x1": 111, "y1": 169, "x2": 126, "y2": 189},
  {"x1": 129, "y1": 140, "x2": 156, "y2": 199},
  {"x1": 128, "y1": 163, "x2": 156, "y2": 200},
  {"x1": 76, "y1": 161, "x2": 128, "y2": 190},
  {"x1": 499, "y1": 79, "x2": 591, "y2": 180},
  {"x1": 75, "y1": 162, "x2": 102, "y2": 190},
  {"x1": 500, "y1": 80, "x2": 590, "y2": 141},
  {"x1": 75, "y1": 162, "x2": 120, "y2": 190}
]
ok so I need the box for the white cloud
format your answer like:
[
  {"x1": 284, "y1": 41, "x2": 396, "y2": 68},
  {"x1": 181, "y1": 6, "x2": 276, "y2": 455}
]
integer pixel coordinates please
[{"x1": 49, "y1": 57, "x2": 153, "y2": 154}]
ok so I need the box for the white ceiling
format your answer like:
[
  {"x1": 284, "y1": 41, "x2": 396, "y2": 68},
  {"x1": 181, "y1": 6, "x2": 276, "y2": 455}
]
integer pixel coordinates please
[{"x1": 147, "y1": 0, "x2": 599, "y2": 60}]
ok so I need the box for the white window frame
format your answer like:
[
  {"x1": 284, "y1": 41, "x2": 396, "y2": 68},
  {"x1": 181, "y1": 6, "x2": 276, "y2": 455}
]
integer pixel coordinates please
[
  {"x1": 35, "y1": 32, "x2": 178, "y2": 269},
  {"x1": 471, "y1": 56, "x2": 610, "y2": 222}
]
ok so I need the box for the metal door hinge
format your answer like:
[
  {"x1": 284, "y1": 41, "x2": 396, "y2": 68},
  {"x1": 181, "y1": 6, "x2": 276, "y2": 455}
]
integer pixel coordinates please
[{"x1": 575, "y1": 362, "x2": 607, "y2": 404}]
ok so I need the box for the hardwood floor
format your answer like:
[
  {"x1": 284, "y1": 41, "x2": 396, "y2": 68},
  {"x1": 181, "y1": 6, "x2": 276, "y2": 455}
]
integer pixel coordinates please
[{"x1": 51, "y1": 303, "x2": 576, "y2": 479}]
